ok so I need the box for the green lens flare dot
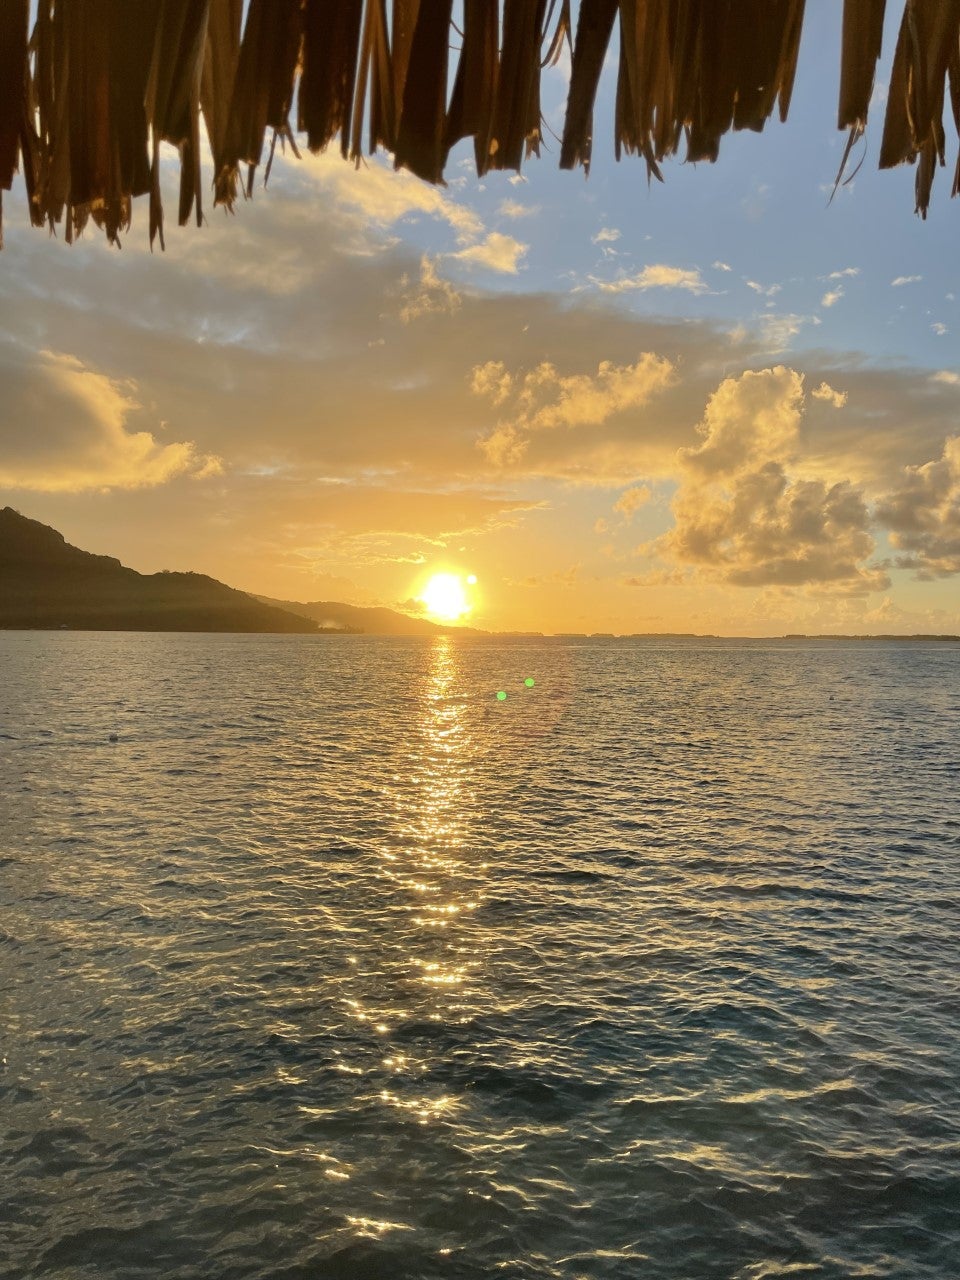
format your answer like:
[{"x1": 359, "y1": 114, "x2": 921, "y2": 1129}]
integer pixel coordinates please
[
  {"x1": 524, "y1": 677, "x2": 535, "y2": 687},
  {"x1": 496, "y1": 690, "x2": 507, "y2": 701}
]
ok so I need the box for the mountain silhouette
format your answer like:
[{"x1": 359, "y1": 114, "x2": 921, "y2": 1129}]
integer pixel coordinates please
[{"x1": 0, "y1": 507, "x2": 317, "y2": 633}]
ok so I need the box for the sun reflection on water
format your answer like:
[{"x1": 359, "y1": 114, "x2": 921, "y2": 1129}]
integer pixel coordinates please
[{"x1": 339, "y1": 636, "x2": 487, "y2": 1110}]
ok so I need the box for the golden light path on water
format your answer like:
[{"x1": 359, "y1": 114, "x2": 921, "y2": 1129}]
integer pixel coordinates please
[{"x1": 371, "y1": 636, "x2": 480, "y2": 1127}]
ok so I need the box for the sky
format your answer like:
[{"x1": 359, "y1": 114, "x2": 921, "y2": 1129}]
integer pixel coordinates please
[{"x1": 1, "y1": 4, "x2": 959, "y2": 637}]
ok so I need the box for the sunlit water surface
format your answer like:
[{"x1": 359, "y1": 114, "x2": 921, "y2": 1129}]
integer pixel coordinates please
[{"x1": 1, "y1": 632, "x2": 959, "y2": 1280}]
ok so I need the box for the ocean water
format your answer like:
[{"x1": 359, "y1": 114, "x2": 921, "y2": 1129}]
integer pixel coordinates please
[{"x1": 1, "y1": 631, "x2": 958, "y2": 1280}]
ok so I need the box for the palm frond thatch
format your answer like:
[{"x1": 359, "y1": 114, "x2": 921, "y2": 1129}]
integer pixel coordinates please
[{"x1": 2, "y1": 1, "x2": 959, "y2": 247}]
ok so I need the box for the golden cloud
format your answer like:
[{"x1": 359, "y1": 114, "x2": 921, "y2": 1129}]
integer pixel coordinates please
[
  {"x1": 0, "y1": 346, "x2": 219, "y2": 493},
  {"x1": 473, "y1": 354, "x2": 676, "y2": 463},
  {"x1": 654, "y1": 368, "x2": 888, "y2": 593},
  {"x1": 399, "y1": 256, "x2": 462, "y2": 324},
  {"x1": 811, "y1": 381, "x2": 848, "y2": 408},
  {"x1": 876, "y1": 436, "x2": 960, "y2": 577},
  {"x1": 594, "y1": 264, "x2": 708, "y2": 294},
  {"x1": 613, "y1": 485, "x2": 653, "y2": 521}
]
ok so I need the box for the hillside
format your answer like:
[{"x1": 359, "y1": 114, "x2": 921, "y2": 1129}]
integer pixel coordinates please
[
  {"x1": 258, "y1": 596, "x2": 481, "y2": 636},
  {"x1": 0, "y1": 508, "x2": 318, "y2": 633}
]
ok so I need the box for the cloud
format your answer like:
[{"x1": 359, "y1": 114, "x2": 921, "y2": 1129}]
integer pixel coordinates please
[
  {"x1": 613, "y1": 485, "x2": 653, "y2": 521},
  {"x1": 447, "y1": 232, "x2": 527, "y2": 274},
  {"x1": 891, "y1": 275, "x2": 922, "y2": 286},
  {"x1": 498, "y1": 198, "x2": 539, "y2": 219},
  {"x1": 875, "y1": 436, "x2": 960, "y2": 577},
  {"x1": 746, "y1": 280, "x2": 782, "y2": 297},
  {"x1": 471, "y1": 360, "x2": 514, "y2": 406},
  {"x1": 304, "y1": 151, "x2": 483, "y2": 245},
  {"x1": 593, "y1": 228, "x2": 621, "y2": 244},
  {"x1": 932, "y1": 371, "x2": 960, "y2": 386},
  {"x1": 820, "y1": 288, "x2": 844, "y2": 308},
  {"x1": 473, "y1": 355, "x2": 676, "y2": 464},
  {"x1": 0, "y1": 345, "x2": 218, "y2": 493},
  {"x1": 712, "y1": 261, "x2": 733, "y2": 272},
  {"x1": 811, "y1": 381, "x2": 848, "y2": 408},
  {"x1": 652, "y1": 368, "x2": 888, "y2": 593},
  {"x1": 306, "y1": 152, "x2": 527, "y2": 276},
  {"x1": 594, "y1": 265, "x2": 708, "y2": 294},
  {"x1": 399, "y1": 256, "x2": 462, "y2": 323},
  {"x1": 826, "y1": 267, "x2": 860, "y2": 280},
  {"x1": 758, "y1": 312, "x2": 821, "y2": 351},
  {"x1": 678, "y1": 367, "x2": 804, "y2": 477},
  {"x1": 623, "y1": 568, "x2": 687, "y2": 587},
  {"x1": 931, "y1": 322, "x2": 948, "y2": 336}
]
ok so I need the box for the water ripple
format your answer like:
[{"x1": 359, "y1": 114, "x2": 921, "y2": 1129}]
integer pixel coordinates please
[{"x1": 1, "y1": 632, "x2": 958, "y2": 1279}]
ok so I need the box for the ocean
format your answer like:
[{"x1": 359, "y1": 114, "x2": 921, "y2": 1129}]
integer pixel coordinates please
[{"x1": 1, "y1": 631, "x2": 958, "y2": 1279}]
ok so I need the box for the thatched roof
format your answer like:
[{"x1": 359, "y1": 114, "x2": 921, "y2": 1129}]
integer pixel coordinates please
[{"x1": 1, "y1": 1, "x2": 958, "y2": 249}]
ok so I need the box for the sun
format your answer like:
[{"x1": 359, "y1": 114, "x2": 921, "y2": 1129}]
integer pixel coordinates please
[{"x1": 420, "y1": 573, "x2": 472, "y2": 622}]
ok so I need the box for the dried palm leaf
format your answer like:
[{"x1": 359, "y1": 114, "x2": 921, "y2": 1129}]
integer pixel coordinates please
[
  {"x1": 0, "y1": 1, "x2": 28, "y2": 191},
  {"x1": 144, "y1": 0, "x2": 212, "y2": 247},
  {"x1": 202, "y1": 0, "x2": 243, "y2": 207},
  {"x1": 350, "y1": 0, "x2": 394, "y2": 160},
  {"x1": 445, "y1": 0, "x2": 499, "y2": 171},
  {"x1": 0, "y1": 1, "x2": 28, "y2": 248},
  {"x1": 949, "y1": 39, "x2": 960, "y2": 196},
  {"x1": 839, "y1": 0, "x2": 887, "y2": 128},
  {"x1": 395, "y1": 0, "x2": 454, "y2": 182},
  {"x1": 560, "y1": 0, "x2": 618, "y2": 173},
  {"x1": 299, "y1": 0, "x2": 363, "y2": 160},
  {"x1": 222, "y1": 0, "x2": 302, "y2": 198},
  {"x1": 880, "y1": 0, "x2": 960, "y2": 217},
  {"x1": 4, "y1": 0, "x2": 960, "y2": 251},
  {"x1": 486, "y1": 0, "x2": 548, "y2": 173}
]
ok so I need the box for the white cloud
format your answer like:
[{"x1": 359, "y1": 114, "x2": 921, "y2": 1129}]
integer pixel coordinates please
[
  {"x1": 498, "y1": 198, "x2": 539, "y2": 219},
  {"x1": 712, "y1": 261, "x2": 733, "y2": 272},
  {"x1": 758, "y1": 313, "x2": 821, "y2": 351},
  {"x1": 891, "y1": 275, "x2": 922, "y2": 286},
  {"x1": 593, "y1": 228, "x2": 621, "y2": 244},
  {"x1": 820, "y1": 288, "x2": 844, "y2": 308},
  {"x1": 305, "y1": 152, "x2": 527, "y2": 276},
  {"x1": 746, "y1": 280, "x2": 782, "y2": 298},
  {"x1": 447, "y1": 232, "x2": 527, "y2": 274},
  {"x1": 304, "y1": 151, "x2": 483, "y2": 245},
  {"x1": 931, "y1": 371, "x2": 960, "y2": 386},
  {"x1": 931, "y1": 322, "x2": 948, "y2": 336},
  {"x1": 826, "y1": 267, "x2": 860, "y2": 280},
  {"x1": 594, "y1": 265, "x2": 708, "y2": 295}
]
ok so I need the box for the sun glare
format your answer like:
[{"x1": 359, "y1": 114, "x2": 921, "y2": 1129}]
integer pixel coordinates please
[{"x1": 420, "y1": 573, "x2": 471, "y2": 622}]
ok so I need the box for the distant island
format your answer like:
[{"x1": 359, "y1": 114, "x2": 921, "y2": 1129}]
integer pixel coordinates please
[
  {"x1": 256, "y1": 595, "x2": 481, "y2": 638},
  {"x1": 0, "y1": 508, "x2": 469, "y2": 635},
  {"x1": 783, "y1": 633, "x2": 960, "y2": 642}
]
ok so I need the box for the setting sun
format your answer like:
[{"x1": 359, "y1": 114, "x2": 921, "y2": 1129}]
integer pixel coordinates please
[{"x1": 419, "y1": 573, "x2": 471, "y2": 621}]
